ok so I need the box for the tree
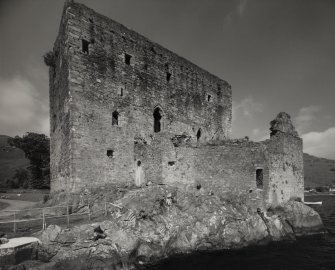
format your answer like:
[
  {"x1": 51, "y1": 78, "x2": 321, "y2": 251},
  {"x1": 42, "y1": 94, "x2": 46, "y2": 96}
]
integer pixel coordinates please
[
  {"x1": 8, "y1": 133, "x2": 50, "y2": 189},
  {"x1": 12, "y1": 168, "x2": 30, "y2": 188}
]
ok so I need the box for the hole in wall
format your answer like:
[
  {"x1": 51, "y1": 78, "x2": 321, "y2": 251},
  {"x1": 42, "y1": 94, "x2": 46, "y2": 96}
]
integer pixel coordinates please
[
  {"x1": 256, "y1": 169, "x2": 263, "y2": 189},
  {"x1": 196, "y1": 129, "x2": 201, "y2": 141},
  {"x1": 119, "y1": 87, "x2": 124, "y2": 97},
  {"x1": 89, "y1": 18, "x2": 93, "y2": 23},
  {"x1": 112, "y1": 110, "x2": 119, "y2": 126},
  {"x1": 207, "y1": 94, "x2": 212, "y2": 102},
  {"x1": 124, "y1": 53, "x2": 132, "y2": 65},
  {"x1": 168, "y1": 161, "x2": 175, "y2": 166},
  {"x1": 107, "y1": 150, "x2": 114, "y2": 158},
  {"x1": 137, "y1": 160, "x2": 141, "y2": 167},
  {"x1": 196, "y1": 184, "x2": 202, "y2": 190},
  {"x1": 166, "y1": 72, "x2": 172, "y2": 82},
  {"x1": 82, "y1": 39, "x2": 90, "y2": 54},
  {"x1": 153, "y1": 107, "x2": 162, "y2": 133}
]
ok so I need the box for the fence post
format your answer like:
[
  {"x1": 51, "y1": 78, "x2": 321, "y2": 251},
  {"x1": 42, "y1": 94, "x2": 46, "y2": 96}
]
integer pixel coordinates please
[
  {"x1": 88, "y1": 204, "x2": 91, "y2": 221},
  {"x1": 104, "y1": 199, "x2": 107, "y2": 217},
  {"x1": 67, "y1": 205, "x2": 70, "y2": 227},
  {"x1": 13, "y1": 211, "x2": 16, "y2": 233},
  {"x1": 42, "y1": 208, "x2": 45, "y2": 230}
]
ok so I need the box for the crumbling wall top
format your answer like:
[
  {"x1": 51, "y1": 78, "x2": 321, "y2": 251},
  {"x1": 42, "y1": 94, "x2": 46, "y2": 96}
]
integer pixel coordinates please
[{"x1": 270, "y1": 112, "x2": 299, "y2": 137}]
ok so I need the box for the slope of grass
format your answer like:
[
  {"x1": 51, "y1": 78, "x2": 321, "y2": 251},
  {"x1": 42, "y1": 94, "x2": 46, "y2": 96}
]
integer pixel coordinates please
[{"x1": 304, "y1": 153, "x2": 335, "y2": 188}]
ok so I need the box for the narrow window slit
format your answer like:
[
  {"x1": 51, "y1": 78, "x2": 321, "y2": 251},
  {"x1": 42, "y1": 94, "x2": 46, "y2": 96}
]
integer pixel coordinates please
[
  {"x1": 82, "y1": 39, "x2": 90, "y2": 54},
  {"x1": 256, "y1": 169, "x2": 263, "y2": 189},
  {"x1": 125, "y1": 53, "x2": 132, "y2": 65},
  {"x1": 112, "y1": 111, "x2": 119, "y2": 126}
]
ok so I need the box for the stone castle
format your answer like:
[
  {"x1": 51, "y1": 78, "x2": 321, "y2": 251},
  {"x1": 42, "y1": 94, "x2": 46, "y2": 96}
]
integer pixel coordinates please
[{"x1": 45, "y1": 1, "x2": 304, "y2": 206}]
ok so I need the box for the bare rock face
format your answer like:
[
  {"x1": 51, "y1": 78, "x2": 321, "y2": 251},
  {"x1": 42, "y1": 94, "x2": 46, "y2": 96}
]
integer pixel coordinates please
[
  {"x1": 29, "y1": 186, "x2": 323, "y2": 269},
  {"x1": 270, "y1": 112, "x2": 299, "y2": 137}
]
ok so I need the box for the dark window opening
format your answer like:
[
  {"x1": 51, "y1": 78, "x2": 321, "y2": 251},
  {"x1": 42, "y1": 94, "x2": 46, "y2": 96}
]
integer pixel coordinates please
[
  {"x1": 153, "y1": 107, "x2": 162, "y2": 133},
  {"x1": 119, "y1": 88, "x2": 124, "y2": 97},
  {"x1": 207, "y1": 94, "x2": 212, "y2": 102},
  {"x1": 82, "y1": 39, "x2": 89, "y2": 54},
  {"x1": 196, "y1": 129, "x2": 201, "y2": 141},
  {"x1": 107, "y1": 150, "x2": 114, "y2": 158},
  {"x1": 125, "y1": 53, "x2": 132, "y2": 65},
  {"x1": 168, "y1": 161, "x2": 175, "y2": 166},
  {"x1": 137, "y1": 160, "x2": 141, "y2": 167},
  {"x1": 196, "y1": 184, "x2": 202, "y2": 190},
  {"x1": 166, "y1": 72, "x2": 172, "y2": 82},
  {"x1": 112, "y1": 111, "x2": 119, "y2": 126},
  {"x1": 256, "y1": 169, "x2": 263, "y2": 189}
]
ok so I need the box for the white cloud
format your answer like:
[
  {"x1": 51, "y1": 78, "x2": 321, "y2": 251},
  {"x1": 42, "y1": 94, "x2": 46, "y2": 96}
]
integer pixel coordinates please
[
  {"x1": 294, "y1": 105, "x2": 321, "y2": 133},
  {"x1": 223, "y1": 0, "x2": 248, "y2": 26},
  {"x1": 302, "y1": 127, "x2": 335, "y2": 159},
  {"x1": 0, "y1": 76, "x2": 49, "y2": 137},
  {"x1": 233, "y1": 97, "x2": 263, "y2": 122}
]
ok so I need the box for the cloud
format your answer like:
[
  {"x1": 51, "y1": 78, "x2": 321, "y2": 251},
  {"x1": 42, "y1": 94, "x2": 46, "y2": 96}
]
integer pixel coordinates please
[
  {"x1": 294, "y1": 105, "x2": 321, "y2": 133},
  {"x1": 0, "y1": 76, "x2": 49, "y2": 137},
  {"x1": 237, "y1": 0, "x2": 248, "y2": 17},
  {"x1": 302, "y1": 127, "x2": 335, "y2": 159},
  {"x1": 233, "y1": 97, "x2": 263, "y2": 122},
  {"x1": 224, "y1": 0, "x2": 248, "y2": 26}
]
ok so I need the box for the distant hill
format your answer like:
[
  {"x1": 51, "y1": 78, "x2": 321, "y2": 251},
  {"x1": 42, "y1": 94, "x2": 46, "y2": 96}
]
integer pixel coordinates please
[
  {"x1": 304, "y1": 153, "x2": 335, "y2": 188},
  {"x1": 0, "y1": 135, "x2": 30, "y2": 186}
]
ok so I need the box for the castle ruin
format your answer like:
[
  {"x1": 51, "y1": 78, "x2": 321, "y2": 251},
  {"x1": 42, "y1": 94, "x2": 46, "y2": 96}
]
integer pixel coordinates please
[{"x1": 45, "y1": 1, "x2": 304, "y2": 206}]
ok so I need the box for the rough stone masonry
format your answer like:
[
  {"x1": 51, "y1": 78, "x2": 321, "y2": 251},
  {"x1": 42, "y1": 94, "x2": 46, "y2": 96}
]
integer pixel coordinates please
[{"x1": 44, "y1": 0, "x2": 304, "y2": 206}]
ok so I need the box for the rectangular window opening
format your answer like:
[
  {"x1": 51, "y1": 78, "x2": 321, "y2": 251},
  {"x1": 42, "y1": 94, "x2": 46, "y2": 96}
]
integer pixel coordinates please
[
  {"x1": 207, "y1": 94, "x2": 212, "y2": 102},
  {"x1": 256, "y1": 169, "x2": 263, "y2": 189},
  {"x1": 82, "y1": 39, "x2": 90, "y2": 54},
  {"x1": 166, "y1": 72, "x2": 172, "y2": 82},
  {"x1": 125, "y1": 53, "x2": 132, "y2": 65},
  {"x1": 107, "y1": 150, "x2": 114, "y2": 158},
  {"x1": 168, "y1": 161, "x2": 175, "y2": 166}
]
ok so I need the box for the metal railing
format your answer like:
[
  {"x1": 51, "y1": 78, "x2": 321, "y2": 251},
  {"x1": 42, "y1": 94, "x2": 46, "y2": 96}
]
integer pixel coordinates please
[{"x1": 0, "y1": 201, "x2": 123, "y2": 233}]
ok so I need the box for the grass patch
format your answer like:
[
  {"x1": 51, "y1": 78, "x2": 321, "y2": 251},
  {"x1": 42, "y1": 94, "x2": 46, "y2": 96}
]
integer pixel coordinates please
[
  {"x1": 0, "y1": 190, "x2": 49, "y2": 202},
  {"x1": 0, "y1": 201, "x2": 9, "y2": 210}
]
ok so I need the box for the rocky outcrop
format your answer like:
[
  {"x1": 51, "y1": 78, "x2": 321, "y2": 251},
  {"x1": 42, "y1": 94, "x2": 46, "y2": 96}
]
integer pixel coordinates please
[{"x1": 9, "y1": 186, "x2": 324, "y2": 269}]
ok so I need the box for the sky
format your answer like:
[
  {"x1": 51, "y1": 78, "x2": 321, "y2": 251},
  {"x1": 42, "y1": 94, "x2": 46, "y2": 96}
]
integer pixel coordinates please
[{"x1": 0, "y1": 0, "x2": 334, "y2": 159}]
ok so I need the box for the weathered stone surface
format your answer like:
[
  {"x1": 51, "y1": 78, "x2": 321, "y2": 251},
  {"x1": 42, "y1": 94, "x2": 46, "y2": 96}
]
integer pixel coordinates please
[{"x1": 270, "y1": 112, "x2": 299, "y2": 137}]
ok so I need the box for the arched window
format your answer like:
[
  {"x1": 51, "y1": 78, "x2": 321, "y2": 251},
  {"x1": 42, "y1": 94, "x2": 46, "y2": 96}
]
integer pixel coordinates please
[
  {"x1": 112, "y1": 111, "x2": 119, "y2": 126},
  {"x1": 196, "y1": 128, "x2": 202, "y2": 141},
  {"x1": 153, "y1": 107, "x2": 162, "y2": 133}
]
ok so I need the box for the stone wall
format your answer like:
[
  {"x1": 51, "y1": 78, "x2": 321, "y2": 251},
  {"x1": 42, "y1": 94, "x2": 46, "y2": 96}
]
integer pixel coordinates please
[
  {"x1": 48, "y1": 1, "x2": 304, "y2": 207},
  {"x1": 162, "y1": 141, "x2": 269, "y2": 198},
  {"x1": 49, "y1": 5, "x2": 72, "y2": 192},
  {"x1": 266, "y1": 132, "x2": 304, "y2": 205},
  {"x1": 50, "y1": 1, "x2": 232, "y2": 192}
]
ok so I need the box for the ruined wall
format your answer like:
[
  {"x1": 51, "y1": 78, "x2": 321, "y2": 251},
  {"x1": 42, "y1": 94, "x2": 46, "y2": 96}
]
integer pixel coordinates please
[
  {"x1": 161, "y1": 140, "x2": 269, "y2": 197},
  {"x1": 266, "y1": 132, "x2": 304, "y2": 205},
  {"x1": 50, "y1": 1, "x2": 232, "y2": 192}
]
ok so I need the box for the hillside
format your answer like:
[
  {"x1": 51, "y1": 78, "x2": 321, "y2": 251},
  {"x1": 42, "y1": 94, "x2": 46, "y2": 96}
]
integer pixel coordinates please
[
  {"x1": 0, "y1": 135, "x2": 30, "y2": 186},
  {"x1": 303, "y1": 153, "x2": 335, "y2": 188}
]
